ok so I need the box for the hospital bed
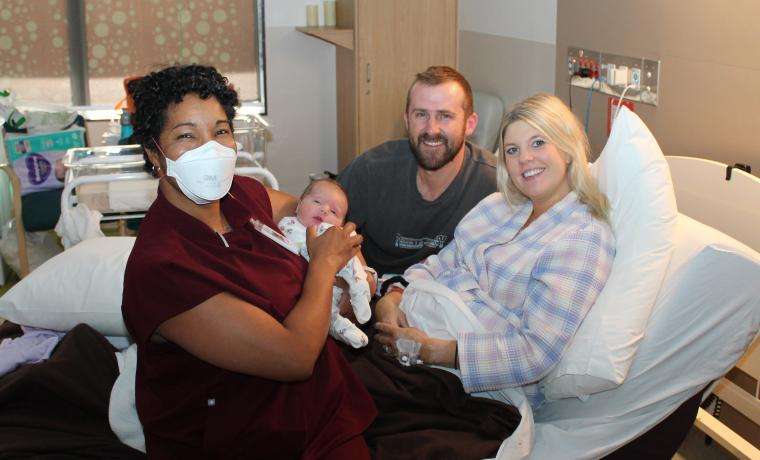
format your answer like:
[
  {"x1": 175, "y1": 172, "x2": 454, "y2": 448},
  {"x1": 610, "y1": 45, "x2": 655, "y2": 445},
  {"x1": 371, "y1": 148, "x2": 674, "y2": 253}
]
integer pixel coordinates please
[
  {"x1": 526, "y1": 154, "x2": 760, "y2": 460},
  {"x1": 666, "y1": 156, "x2": 760, "y2": 460},
  {"x1": 0, "y1": 128, "x2": 758, "y2": 457}
]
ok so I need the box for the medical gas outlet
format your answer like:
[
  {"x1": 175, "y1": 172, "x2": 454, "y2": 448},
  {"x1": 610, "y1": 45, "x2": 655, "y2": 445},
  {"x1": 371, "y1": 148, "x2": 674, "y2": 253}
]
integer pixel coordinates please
[{"x1": 567, "y1": 47, "x2": 659, "y2": 105}]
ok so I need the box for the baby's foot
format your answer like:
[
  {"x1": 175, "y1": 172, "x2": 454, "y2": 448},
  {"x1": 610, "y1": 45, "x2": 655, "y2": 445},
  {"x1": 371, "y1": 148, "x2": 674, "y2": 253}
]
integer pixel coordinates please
[
  {"x1": 340, "y1": 327, "x2": 369, "y2": 349},
  {"x1": 330, "y1": 316, "x2": 369, "y2": 348},
  {"x1": 349, "y1": 286, "x2": 372, "y2": 324}
]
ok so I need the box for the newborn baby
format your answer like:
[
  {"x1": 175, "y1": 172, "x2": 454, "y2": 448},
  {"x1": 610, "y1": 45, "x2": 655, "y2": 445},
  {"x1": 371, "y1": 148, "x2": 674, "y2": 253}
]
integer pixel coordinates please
[{"x1": 278, "y1": 178, "x2": 372, "y2": 348}]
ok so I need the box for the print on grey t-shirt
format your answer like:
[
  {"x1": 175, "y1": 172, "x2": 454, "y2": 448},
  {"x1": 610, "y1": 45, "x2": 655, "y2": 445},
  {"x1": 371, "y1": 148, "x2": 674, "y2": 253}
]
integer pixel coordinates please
[
  {"x1": 338, "y1": 139, "x2": 497, "y2": 275},
  {"x1": 394, "y1": 233, "x2": 448, "y2": 250}
]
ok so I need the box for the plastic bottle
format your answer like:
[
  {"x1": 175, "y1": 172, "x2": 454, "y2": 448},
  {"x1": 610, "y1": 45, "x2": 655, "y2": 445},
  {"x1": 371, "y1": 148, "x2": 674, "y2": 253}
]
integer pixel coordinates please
[{"x1": 119, "y1": 110, "x2": 133, "y2": 143}]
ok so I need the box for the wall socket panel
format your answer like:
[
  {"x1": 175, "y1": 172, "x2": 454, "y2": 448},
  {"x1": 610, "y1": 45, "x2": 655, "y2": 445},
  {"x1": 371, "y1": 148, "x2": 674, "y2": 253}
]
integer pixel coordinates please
[{"x1": 566, "y1": 46, "x2": 661, "y2": 106}]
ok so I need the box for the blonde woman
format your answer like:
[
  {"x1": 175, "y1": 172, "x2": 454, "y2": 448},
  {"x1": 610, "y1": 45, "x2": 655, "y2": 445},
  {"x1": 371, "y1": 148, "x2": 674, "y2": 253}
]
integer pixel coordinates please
[{"x1": 374, "y1": 93, "x2": 616, "y2": 408}]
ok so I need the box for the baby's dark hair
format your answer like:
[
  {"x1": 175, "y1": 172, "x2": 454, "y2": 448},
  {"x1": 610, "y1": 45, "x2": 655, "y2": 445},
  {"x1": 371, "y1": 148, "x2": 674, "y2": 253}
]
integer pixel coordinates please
[
  {"x1": 126, "y1": 65, "x2": 239, "y2": 169},
  {"x1": 300, "y1": 178, "x2": 350, "y2": 220},
  {"x1": 300, "y1": 178, "x2": 347, "y2": 201}
]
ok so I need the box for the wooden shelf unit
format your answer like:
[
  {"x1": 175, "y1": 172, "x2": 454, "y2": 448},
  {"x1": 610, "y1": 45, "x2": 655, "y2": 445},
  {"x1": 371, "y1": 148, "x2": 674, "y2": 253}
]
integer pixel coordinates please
[
  {"x1": 295, "y1": 26, "x2": 354, "y2": 50},
  {"x1": 297, "y1": 0, "x2": 458, "y2": 169}
]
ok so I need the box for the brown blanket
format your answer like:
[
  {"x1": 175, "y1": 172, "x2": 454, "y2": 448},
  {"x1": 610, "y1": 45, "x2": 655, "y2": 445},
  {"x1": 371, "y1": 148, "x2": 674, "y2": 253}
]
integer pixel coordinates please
[
  {"x1": 0, "y1": 324, "x2": 519, "y2": 459},
  {"x1": 347, "y1": 342, "x2": 521, "y2": 460},
  {"x1": 0, "y1": 323, "x2": 144, "y2": 459}
]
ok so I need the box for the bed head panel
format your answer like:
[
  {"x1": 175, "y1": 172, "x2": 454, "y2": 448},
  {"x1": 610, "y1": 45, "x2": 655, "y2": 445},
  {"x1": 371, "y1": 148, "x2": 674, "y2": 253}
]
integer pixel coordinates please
[
  {"x1": 665, "y1": 155, "x2": 760, "y2": 252},
  {"x1": 667, "y1": 155, "x2": 760, "y2": 396}
]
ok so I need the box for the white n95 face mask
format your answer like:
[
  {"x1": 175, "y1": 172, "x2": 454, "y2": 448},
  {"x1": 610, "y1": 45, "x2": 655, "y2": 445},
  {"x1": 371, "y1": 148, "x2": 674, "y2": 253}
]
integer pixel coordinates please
[{"x1": 164, "y1": 140, "x2": 237, "y2": 204}]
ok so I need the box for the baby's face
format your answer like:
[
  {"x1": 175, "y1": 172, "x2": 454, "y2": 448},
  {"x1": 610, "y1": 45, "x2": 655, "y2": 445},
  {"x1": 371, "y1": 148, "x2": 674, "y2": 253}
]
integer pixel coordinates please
[{"x1": 296, "y1": 182, "x2": 348, "y2": 228}]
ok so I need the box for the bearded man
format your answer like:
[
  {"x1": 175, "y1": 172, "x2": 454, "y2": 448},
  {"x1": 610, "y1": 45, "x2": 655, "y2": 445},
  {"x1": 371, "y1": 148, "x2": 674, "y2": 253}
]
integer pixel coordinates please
[{"x1": 338, "y1": 66, "x2": 496, "y2": 277}]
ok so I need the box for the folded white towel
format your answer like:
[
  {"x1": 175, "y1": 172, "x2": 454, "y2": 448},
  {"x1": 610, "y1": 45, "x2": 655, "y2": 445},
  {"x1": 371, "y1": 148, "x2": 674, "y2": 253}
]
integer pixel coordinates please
[{"x1": 109, "y1": 344, "x2": 145, "y2": 453}]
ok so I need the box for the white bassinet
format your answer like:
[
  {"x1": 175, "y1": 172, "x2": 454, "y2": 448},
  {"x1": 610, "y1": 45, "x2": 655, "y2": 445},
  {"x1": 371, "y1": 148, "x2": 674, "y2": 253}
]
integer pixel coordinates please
[{"x1": 61, "y1": 144, "x2": 279, "y2": 222}]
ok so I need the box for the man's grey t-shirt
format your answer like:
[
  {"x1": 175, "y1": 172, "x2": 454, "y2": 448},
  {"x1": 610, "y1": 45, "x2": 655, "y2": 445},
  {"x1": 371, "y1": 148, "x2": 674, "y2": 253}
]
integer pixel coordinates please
[{"x1": 337, "y1": 139, "x2": 497, "y2": 276}]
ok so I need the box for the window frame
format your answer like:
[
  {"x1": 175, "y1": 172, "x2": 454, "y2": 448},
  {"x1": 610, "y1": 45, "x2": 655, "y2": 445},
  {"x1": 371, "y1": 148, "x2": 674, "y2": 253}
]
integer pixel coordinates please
[{"x1": 65, "y1": 0, "x2": 267, "y2": 120}]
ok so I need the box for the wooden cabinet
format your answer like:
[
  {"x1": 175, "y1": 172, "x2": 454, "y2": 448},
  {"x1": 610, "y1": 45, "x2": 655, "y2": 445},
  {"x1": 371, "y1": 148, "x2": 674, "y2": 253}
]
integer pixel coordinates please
[{"x1": 297, "y1": 0, "x2": 458, "y2": 169}]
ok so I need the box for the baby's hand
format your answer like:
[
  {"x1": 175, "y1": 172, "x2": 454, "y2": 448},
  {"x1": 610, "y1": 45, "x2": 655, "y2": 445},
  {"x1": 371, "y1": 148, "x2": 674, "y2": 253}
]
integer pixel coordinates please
[{"x1": 334, "y1": 278, "x2": 356, "y2": 322}]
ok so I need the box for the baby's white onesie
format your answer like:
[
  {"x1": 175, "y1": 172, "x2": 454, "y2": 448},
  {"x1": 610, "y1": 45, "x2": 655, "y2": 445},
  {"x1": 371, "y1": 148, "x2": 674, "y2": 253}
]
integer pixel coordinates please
[{"x1": 278, "y1": 216, "x2": 372, "y2": 348}]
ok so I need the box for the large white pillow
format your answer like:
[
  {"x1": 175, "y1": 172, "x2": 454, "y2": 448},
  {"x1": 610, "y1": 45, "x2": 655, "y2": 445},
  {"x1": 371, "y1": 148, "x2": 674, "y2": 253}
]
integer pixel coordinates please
[
  {"x1": 0, "y1": 237, "x2": 135, "y2": 336},
  {"x1": 532, "y1": 213, "x2": 760, "y2": 459},
  {"x1": 541, "y1": 107, "x2": 678, "y2": 399}
]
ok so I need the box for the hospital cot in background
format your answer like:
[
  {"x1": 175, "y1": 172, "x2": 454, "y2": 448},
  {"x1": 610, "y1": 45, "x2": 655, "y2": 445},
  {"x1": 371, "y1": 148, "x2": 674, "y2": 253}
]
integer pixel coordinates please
[{"x1": 0, "y1": 117, "x2": 277, "y2": 281}]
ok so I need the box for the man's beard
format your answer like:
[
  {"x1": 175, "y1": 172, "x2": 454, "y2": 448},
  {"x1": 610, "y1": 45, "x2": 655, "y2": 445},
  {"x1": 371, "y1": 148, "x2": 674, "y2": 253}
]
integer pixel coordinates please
[{"x1": 409, "y1": 131, "x2": 465, "y2": 171}]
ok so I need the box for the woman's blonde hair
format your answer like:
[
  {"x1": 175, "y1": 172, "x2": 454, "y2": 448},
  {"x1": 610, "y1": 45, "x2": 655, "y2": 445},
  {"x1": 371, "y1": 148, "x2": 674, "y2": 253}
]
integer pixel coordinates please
[{"x1": 497, "y1": 93, "x2": 609, "y2": 221}]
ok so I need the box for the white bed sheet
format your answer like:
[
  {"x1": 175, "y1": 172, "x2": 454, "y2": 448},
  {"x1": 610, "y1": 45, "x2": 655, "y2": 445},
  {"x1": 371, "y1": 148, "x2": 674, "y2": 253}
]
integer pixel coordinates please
[
  {"x1": 399, "y1": 211, "x2": 760, "y2": 459},
  {"x1": 531, "y1": 215, "x2": 760, "y2": 458}
]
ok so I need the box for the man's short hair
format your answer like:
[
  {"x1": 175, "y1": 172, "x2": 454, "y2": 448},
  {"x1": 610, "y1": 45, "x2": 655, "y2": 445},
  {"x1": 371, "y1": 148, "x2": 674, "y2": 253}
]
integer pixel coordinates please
[{"x1": 405, "y1": 66, "x2": 474, "y2": 116}]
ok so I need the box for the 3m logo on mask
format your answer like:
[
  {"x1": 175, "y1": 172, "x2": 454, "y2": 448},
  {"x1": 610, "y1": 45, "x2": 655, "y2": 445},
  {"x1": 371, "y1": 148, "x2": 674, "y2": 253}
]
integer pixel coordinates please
[{"x1": 164, "y1": 140, "x2": 237, "y2": 204}]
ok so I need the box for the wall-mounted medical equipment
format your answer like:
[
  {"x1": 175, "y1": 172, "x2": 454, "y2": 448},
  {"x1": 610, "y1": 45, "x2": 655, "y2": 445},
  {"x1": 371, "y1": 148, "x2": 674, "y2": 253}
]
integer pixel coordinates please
[{"x1": 567, "y1": 47, "x2": 661, "y2": 106}]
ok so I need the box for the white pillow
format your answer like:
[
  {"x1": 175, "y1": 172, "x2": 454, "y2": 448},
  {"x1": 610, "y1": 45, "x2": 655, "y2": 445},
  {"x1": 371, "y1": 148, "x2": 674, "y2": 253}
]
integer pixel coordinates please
[
  {"x1": 541, "y1": 107, "x2": 678, "y2": 399},
  {"x1": 0, "y1": 237, "x2": 135, "y2": 336},
  {"x1": 531, "y1": 213, "x2": 760, "y2": 460}
]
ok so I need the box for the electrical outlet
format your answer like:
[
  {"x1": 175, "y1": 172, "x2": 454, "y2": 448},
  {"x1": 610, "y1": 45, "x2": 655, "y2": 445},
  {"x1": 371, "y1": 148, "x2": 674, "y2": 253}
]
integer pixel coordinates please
[{"x1": 630, "y1": 67, "x2": 641, "y2": 89}]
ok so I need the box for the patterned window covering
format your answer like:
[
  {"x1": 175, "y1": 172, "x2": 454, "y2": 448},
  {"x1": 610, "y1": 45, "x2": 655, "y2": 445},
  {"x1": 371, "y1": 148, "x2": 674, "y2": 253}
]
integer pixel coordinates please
[
  {"x1": 0, "y1": 0, "x2": 263, "y2": 106},
  {"x1": 0, "y1": 0, "x2": 71, "y2": 103}
]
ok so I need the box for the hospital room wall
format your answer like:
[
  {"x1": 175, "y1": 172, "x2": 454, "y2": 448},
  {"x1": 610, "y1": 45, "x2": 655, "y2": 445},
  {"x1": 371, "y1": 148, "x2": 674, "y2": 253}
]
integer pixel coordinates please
[
  {"x1": 271, "y1": 0, "x2": 561, "y2": 193},
  {"x1": 262, "y1": 0, "x2": 338, "y2": 195},
  {"x1": 271, "y1": 0, "x2": 562, "y2": 192},
  {"x1": 556, "y1": 1, "x2": 760, "y2": 174},
  {"x1": 271, "y1": 1, "x2": 562, "y2": 192},
  {"x1": 458, "y1": 0, "x2": 557, "y2": 128}
]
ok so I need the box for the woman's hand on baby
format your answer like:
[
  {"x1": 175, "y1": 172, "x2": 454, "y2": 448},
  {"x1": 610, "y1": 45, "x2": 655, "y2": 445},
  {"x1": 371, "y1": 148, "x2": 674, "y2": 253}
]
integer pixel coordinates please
[{"x1": 306, "y1": 222, "x2": 362, "y2": 273}]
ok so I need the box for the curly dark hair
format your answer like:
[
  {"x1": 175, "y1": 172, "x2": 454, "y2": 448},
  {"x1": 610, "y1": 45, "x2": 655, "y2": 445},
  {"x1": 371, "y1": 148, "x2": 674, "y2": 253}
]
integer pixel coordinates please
[{"x1": 127, "y1": 64, "x2": 239, "y2": 153}]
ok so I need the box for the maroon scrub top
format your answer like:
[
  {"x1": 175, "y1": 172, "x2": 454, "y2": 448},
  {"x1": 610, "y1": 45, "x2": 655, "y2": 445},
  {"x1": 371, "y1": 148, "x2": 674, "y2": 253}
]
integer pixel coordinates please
[{"x1": 122, "y1": 176, "x2": 376, "y2": 459}]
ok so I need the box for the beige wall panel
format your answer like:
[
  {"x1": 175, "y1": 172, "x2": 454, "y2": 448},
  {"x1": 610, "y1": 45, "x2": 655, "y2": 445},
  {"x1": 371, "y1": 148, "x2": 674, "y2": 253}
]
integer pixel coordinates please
[
  {"x1": 556, "y1": 1, "x2": 760, "y2": 173},
  {"x1": 265, "y1": 27, "x2": 338, "y2": 194},
  {"x1": 459, "y1": 31, "x2": 556, "y2": 113}
]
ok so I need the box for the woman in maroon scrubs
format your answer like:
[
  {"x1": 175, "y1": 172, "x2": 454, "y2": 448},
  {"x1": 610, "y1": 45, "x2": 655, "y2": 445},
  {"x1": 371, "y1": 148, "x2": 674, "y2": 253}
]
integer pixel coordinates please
[{"x1": 121, "y1": 65, "x2": 376, "y2": 459}]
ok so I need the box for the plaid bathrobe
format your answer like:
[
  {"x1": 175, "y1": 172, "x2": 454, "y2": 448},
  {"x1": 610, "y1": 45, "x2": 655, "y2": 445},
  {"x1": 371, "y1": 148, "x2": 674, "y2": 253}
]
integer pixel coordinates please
[{"x1": 405, "y1": 191, "x2": 615, "y2": 408}]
